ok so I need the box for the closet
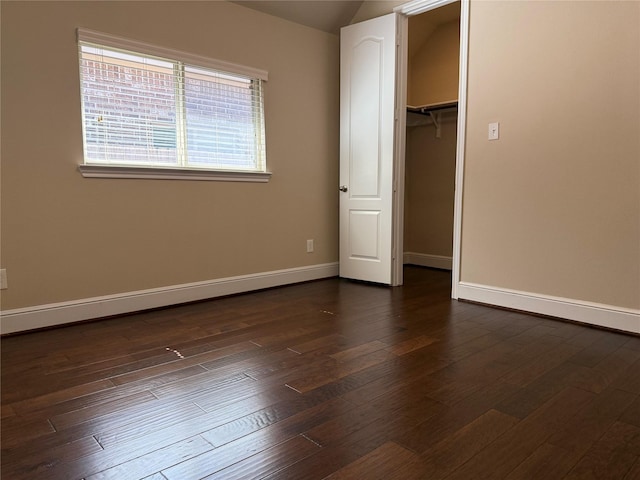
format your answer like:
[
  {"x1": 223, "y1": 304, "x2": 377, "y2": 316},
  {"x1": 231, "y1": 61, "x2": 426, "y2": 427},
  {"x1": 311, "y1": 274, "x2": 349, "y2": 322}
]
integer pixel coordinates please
[{"x1": 404, "y1": 3, "x2": 461, "y2": 272}]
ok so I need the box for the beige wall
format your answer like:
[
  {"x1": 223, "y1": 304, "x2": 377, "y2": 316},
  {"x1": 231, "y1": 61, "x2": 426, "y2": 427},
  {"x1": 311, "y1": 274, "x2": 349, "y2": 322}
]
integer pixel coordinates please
[
  {"x1": 0, "y1": 1, "x2": 339, "y2": 310},
  {"x1": 462, "y1": 1, "x2": 640, "y2": 309},
  {"x1": 404, "y1": 114, "x2": 457, "y2": 257},
  {"x1": 408, "y1": 19, "x2": 460, "y2": 106}
]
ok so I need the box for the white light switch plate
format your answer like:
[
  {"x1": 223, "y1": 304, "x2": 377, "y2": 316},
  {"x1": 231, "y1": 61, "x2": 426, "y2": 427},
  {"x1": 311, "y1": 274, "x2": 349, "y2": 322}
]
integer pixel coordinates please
[{"x1": 488, "y1": 122, "x2": 499, "y2": 140}]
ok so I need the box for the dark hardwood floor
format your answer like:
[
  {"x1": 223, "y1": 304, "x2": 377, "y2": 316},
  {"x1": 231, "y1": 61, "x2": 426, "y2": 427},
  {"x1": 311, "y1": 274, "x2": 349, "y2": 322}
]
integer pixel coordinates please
[{"x1": 2, "y1": 266, "x2": 639, "y2": 479}]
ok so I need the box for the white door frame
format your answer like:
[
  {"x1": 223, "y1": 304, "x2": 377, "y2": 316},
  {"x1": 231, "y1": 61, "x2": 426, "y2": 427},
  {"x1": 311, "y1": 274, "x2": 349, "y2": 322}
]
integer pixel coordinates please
[{"x1": 391, "y1": 0, "x2": 469, "y2": 300}]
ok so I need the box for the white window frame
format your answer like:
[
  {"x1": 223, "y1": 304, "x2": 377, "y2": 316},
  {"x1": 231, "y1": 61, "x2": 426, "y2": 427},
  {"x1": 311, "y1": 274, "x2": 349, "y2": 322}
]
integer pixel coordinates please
[{"x1": 76, "y1": 28, "x2": 271, "y2": 182}]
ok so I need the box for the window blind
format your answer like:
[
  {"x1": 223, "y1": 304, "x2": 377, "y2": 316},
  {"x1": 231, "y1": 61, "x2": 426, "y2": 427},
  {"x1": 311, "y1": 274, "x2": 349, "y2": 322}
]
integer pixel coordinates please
[{"x1": 78, "y1": 30, "x2": 267, "y2": 172}]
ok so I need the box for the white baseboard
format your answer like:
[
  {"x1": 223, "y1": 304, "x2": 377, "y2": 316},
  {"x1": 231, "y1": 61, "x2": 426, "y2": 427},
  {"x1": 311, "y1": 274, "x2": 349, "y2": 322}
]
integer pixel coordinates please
[
  {"x1": 0, "y1": 262, "x2": 339, "y2": 335},
  {"x1": 403, "y1": 252, "x2": 452, "y2": 270},
  {"x1": 457, "y1": 281, "x2": 640, "y2": 334}
]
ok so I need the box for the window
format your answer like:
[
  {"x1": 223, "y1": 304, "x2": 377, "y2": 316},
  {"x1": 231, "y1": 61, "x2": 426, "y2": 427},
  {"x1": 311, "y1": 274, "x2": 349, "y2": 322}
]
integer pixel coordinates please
[{"x1": 77, "y1": 29, "x2": 270, "y2": 181}]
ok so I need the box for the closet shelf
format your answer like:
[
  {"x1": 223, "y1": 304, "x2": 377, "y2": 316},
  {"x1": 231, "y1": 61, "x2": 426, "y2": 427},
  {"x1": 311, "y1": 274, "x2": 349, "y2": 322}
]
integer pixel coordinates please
[
  {"x1": 406, "y1": 101, "x2": 458, "y2": 136},
  {"x1": 407, "y1": 100, "x2": 458, "y2": 116}
]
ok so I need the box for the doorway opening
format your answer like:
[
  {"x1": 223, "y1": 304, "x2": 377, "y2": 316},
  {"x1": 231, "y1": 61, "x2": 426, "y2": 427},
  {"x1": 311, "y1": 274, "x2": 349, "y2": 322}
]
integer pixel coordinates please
[{"x1": 395, "y1": 0, "x2": 467, "y2": 299}]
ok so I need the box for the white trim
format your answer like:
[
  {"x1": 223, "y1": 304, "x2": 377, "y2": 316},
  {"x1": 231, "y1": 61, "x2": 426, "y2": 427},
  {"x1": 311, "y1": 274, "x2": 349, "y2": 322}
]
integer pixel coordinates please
[
  {"x1": 78, "y1": 165, "x2": 272, "y2": 182},
  {"x1": 403, "y1": 252, "x2": 452, "y2": 270},
  {"x1": 0, "y1": 263, "x2": 339, "y2": 335},
  {"x1": 457, "y1": 282, "x2": 640, "y2": 334},
  {"x1": 392, "y1": 13, "x2": 408, "y2": 286},
  {"x1": 77, "y1": 28, "x2": 268, "y2": 80},
  {"x1": 396, "y1": 0, "x2": 459, "y2": 16},
  {"x1": 451, "y1": 0, "x2": 469, "y2": 300}
]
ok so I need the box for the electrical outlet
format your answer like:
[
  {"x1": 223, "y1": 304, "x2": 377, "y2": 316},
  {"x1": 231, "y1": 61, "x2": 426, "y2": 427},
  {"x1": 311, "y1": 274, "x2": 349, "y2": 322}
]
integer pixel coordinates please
[
  {"x1": 306, "y1": 239, "x2": 314, "y2": 253},
  {"x1": 0, "y1": 269, "x2": 7, "y2": 290}
]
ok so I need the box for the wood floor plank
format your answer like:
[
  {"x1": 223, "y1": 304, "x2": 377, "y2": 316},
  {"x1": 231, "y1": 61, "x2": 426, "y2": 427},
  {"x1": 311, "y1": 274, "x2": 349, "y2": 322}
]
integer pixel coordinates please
[
  {"x1": 329, "y1": 340, "x2": 387, "y2": 362},
  {"x1": 1, "y1": 404, "x2": 16, "y2": 418},
  {"x1": 546, "y1": 387, "x2": 637, "y2": 454},
  {"x1": 419, "y1": 376, "x2": 483, "y2": 406},
  {"x1": 109, "y1": 342, "x2": 256, "y2": 385},
  {"x1": 568, "y1": 331, "x2": 632, "y2": 368},
  {"x1": 622, "y1": 396, "x2": 640, "y2": 428},
  {"x1": 33, "y1": 397, "x2": 282, "y2": 479},
  {"x1": 624, "y1": 336, "x2": 640, "y2": 350},
  {"x1": 201, "y1": 396, "x2": 350, "y2": 449},
  {"x1": 383, "y1": 334, "x2": 438, "y2": 356},
  {"x1": 435, "y1": 329, "x2": 504, "y2": 364},
  {"x1": 242, "y1": 348, "x2": 328, "y2": 381},
  {"x1": 49, "y1": 390, "x2": 158, "y2": 430},
  {"x1": 1, "y1": 436, "x2": 103, "y2": 480},
  {"x1": 109, "y1": 364, "x2": 212, "y2": 395},
  {"x1": 85, "y1": 435, "x2": 213, "y2": 480},
  {"x1": 0, "y1": 415, "x2": 56, "y2": 448},
  {"x1": 7, "y1": 378, "x2": 116, "y2": 415},
  {"x1": 503, "y1": 387, "x2": 638, "y2": 479},
  {"x1": 194, "y1": 382, "x2": 298, "y2": 413},
  {"x1": 2, "y1": 267, "x2": 639, "y2": 480},
  {"x1": 444, "y1": 387, "x2": 596, "y2": 480},
  {"x1": 495, "y1": 362, "x2": 595, "y2": 419},
  {"x1": 337, "y1": 351, "x2": 447, "y2": 407},
  {"x1": 611, "y1": 356, "x2": 640, "y2": 395},
  {"x1": 42, "y1": 345, "x2": 179, "y2": 379},
  {"x1": 498, "y1": 340, "x2": 583, "y2": 387},
  {"x1": 397, "y1": 380, "x2": 522, "y2": 454},
  {"x1": 562, "y1": 421, "x2": 640, "y2": 479},
  {"x1": 18, "y1": 393, "x2": 287, "y2": 476},
  {"x1": 285, "y1": 348, "x2": 397, "y2": 393},
  {"x1": 506, "y1": 323, "x2": 563, "y2": 345},
  {"x1": 613, "y1": 421, "x2": 640, "y2": 455},
  {"x1": 323, "y1": 441, "x2": 426, "y2": 480},
  {"x1": 418, "y1": 409, "x2": 520, "y2": 479},
  {"x1": 141, "y1": 473, "x2": 168, "y2": 480},
  {"x1": 14, "y1": 364, "x2": 213, "y2": 425},
  {"x1": 304, "y1": 402, "x2": 398, "y2": 447},
  {"x1": 624, "y1": 458, "x2": 640, "y2": 480},
  {"x1": 595, "y1": 346, "x2": 640, "y2": 385},
  {"x1": 259, "y1": 442, "x2": 363, "y2": 480},
  {"x1": 249, "y1": 399, "x2": 442, "y2": 480},
  {"x1": 269, "y1": 393, "x2": 446, "y2": 480},
  {"x1": 504, "y1": 442, "x2": 577, "y2": 480},
  {"x1": 94, "y1": 400, "x2": 208, "y2": 448},
  {"x1": 199, "y1": 388, "x2": 341, "y2": 447},
  {"x1": 160, "y1": 419, "x2": 303, "y2": 479},
  {"x1": 565, "y1": 327, "x2": 608, "y2": 348},
  {"x1": 149, "y1": 370, "x2": 252, "y2": 399},
  {"x1": 287, "y1": 333, "x2": 345, "y2": 354},
  {"x1": 201, "y1": 434, "x2": 320, "y2": 480}
]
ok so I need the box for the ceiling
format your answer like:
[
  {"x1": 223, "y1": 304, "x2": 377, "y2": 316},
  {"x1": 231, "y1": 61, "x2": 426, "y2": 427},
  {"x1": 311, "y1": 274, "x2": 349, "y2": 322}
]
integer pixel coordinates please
[
  {"x1": 230, "y1": 0, "x2": 460, "y2": 37},
  {"x1": 229, "y1": 1, "x2": 364, "y2": 34}
]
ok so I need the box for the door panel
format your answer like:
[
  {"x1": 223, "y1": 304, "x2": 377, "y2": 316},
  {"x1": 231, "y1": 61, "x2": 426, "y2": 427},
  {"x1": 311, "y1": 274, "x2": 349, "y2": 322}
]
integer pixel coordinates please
[
  {"x1": 340, "y1": 13, "x2": 397, "y2": 284},
  {"x1": 349, "y1": 210, "x2": 381, "y2": 259},
  {"x1": 350, "y1": 38, "x2": 382, "y2": 198}
]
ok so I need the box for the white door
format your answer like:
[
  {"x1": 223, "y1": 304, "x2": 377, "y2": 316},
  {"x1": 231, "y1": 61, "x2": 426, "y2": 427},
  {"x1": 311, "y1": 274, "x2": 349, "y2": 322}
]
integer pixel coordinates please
[{"x1": 339, "y1": 13, "x2": 399, "y2": 285}]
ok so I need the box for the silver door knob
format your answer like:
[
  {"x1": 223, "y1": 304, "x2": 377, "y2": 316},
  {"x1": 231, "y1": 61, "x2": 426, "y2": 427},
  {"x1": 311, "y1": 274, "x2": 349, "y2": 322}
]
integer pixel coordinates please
[{"x1": 339, "y1": 185, "x2": 348, "y2": 192}]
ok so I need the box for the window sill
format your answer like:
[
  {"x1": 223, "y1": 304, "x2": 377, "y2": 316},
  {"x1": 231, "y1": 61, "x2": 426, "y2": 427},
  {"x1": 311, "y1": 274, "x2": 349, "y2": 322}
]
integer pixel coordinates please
[{"x1": 78, "y1": 164, "x2": 272, "y2": 182}]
